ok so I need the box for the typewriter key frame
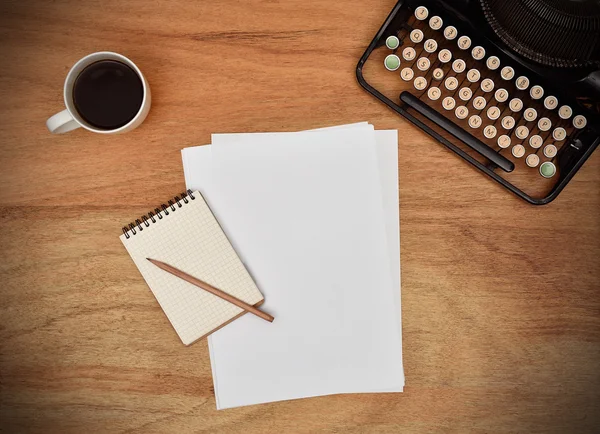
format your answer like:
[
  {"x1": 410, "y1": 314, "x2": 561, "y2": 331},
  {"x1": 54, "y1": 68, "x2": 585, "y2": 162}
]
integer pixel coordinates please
[{"x1": 356, "y1": 0, "x2": 600, "y2": 205}]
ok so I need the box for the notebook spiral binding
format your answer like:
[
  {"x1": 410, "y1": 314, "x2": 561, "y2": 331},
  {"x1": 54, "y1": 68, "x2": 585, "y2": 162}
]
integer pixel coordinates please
[{"x1": 122, "y1": 189, "x2": 196, "y2": 239}]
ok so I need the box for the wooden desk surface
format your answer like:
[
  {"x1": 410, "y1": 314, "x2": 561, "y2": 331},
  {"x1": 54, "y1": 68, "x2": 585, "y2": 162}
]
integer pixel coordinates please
[{"x1": 1, "y1": 1, "x2": 599, "y2": 432}]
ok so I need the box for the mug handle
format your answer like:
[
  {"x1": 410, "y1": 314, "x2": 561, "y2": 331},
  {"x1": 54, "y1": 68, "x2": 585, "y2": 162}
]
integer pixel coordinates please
[{"x1": 46, "y1": 109, "x2": 80, "y2": 134}]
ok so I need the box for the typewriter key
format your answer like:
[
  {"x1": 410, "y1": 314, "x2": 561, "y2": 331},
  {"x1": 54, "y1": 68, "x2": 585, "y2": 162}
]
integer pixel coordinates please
[
  {"x1": 471, "y1": 46, "x2": 485, "y2": 60},
  {"x1": 524, "y1": 108, "x2": 537, "y2": 122},
  {"x1": 501, "y1": 115, "x2": 515, "y2": 129},
  {"x1": 458, "y1": 36, "x2": 471, "y2": 50},
  {"x1": 432, "y1": 68, "x2": 444, "y2": 80},
  {"x1": 484, "y1": 125, "x2": 497, "y2": 139},
  {"x1": 487, "y1": 106, "x2": 501, "y2": 120},
  {"x1": 486, "y1": 56, "x2": 500, "y2": 70},
  {"x1": 540, "y1": 161, "x2": 556, "y2": 178},
  {"x1": 427, "y1": 87, "x2": 441, "y2": 100},
  {"x1": 526, "y1": 154, "x2": 540, "y2": 168},
  {"x1": 452, "y1": 59, "x2": 466, "y2": 73},
  {"x1": 538, "y1": 117, "x2": 551, "y2": 131},
  {"x1": 403, "y1": 47, "x2": 416, "y2": 61},
  {"x1": 400, "y1": 67, "x2": 414, "y2": 81},
  {"x1": 417, "y1": 57, "x2": 430, "y2": 71},
  {"x1": 481, "y1": 78, "x2": 494, "y2": 92},
  {"x1": 414, "y1": 77, "x2": 428, "y2": 91},
  {"x1": 445, "y1": 76, "x2": 459, "y2": 91},
  {"x1": 530, "y1": 85, "x2": 544, "y2": 100},
  {"x1": 543, "y1": 144, "x2": 557, "y2": 158},
  {"x1": 424, "y1": 39, "x2": 438, "y2": 53},
  {"x1": 386, "y1": 36, "x2": 400, "y2": 50},
  {"x1": 429, "y1": 16, "x2": 443, "y2": 30},
  {"x1": 415, "y1": 6, "x2": 428, "y2": 20},
  {"x1": 442, "y1": 96, "x2": 456, "y2": 110},
  {"x1": 384, "y1": 54, "x2": 401, "y2": 71},
  {"x1": 459, "y1": 87, "x2": 472, "y2": 101},
  {"x1": 497, "y1": 135, "x2": 511, "y2": 148},
  {"x1": 529, "y1": 135, "x2": 543, "y2": 149},
  {"x1": 573, "y1": 115, "x2": 587, "y2": 129},
  {"x1": 553, "y1": 127, "x2": 566, "y2": 141},
  {"x1": 455, "y1": 105, "x2": 469, "y2": 119},
  {"x1": 467, "y1": 69, "x2": 480, "y2": 83},
  {"x1": 473, "y1": 96, "x2": 486, "y2": 110},
  {"x1": 410, "y1": 29, "x2": 424, "y2": 43},
  {"x1": 516, "y1": 76, "x2": 530, "y2": 90},
  {"x1": 559, "y1": 105, "x2": 573, "y2": 120},
  {"x1": 444, "y1": 26, "x2": 457, "y2": 40},
  {"x1": 468, "y1": 115, "x2": 482, "y2": 128},
  {"x1": 438, "y1": 49, "x2": 452, "y2": 63},
  {"x1": 509, "y1": 98, "x2": 523, "y2": 112},
  {"x1": 515, "y1": 125, "x2": 529, "y2": 140},
  {"x1": 544, "y1": 96, "x2": 558, "y2": 110},
  {"x1": 500, "y1": 66, "x2": 515, "y2": 80},
  {"x1": 495, "y1": 88, "x2": 508, "y2": 103},
  {"x1": 512, "y1": 144, "x2": 526, "y2": 158}
]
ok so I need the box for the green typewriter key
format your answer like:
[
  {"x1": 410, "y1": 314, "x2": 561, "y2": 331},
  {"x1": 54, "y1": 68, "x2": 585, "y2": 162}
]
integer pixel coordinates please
[
  {"x1": 386, "y1": 36, "x2": 400, "y2": 50},
  {"x1": 384, "y1": 54, "x2": 401, "y2": 71},
  {"x1": 540, "y1": 161, "x2": 556, "y2": 178}
]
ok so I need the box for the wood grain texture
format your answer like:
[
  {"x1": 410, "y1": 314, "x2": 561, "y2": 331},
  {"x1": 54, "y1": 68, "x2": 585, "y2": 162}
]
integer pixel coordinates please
[{"x1": 0, "y1": 0, "x2": 598, "y2": 432}]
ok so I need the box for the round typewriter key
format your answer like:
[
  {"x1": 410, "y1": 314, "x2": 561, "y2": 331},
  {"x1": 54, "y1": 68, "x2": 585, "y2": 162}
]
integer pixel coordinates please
[
  {"x1": 442, "y1": 96, "x2": 456, "y2": 110},
  {"x1": 410, "y1": 29, "x2": 424, "y2": 44},
  {"x1": 444, "y1": 26, "x2": 458, "y2": 40},
  {"x1": 544, "y1": 96, "x2": 558, "y2": 110},
  {"x1": 429, "y1": 16, "x2": 443, "y2": 30},
  {"x1": 509, "y1": 98, "x2": 523, "y2": 112},
  {"x1": 414, "y1": 77, "x2": 428, "y2": 91},
  {"x1": 526, "y1": 154, "x2": 540, "y2": 168},
  {"x1": 468, "y1": 115, "x2": 482, "y2": 129},
  {"x1": 384, "y1": 54, "x2": 401, "y2": 71},
  {"x1": 573, "y1": 115, "x2": 587, "y2": 129},
  {"x1": 403, "y1": 47, "x2": 416, "y2": 61},
  {"x1": 515, "y1": 125, "x2": 529, "y2": 139},
  {"x1": 473, "y1": 96, "x2": 486, "y2": 110},
  {"x1": 455, "y1": 105, "x2": 469, "y2": 120},
  {"x1": 484, "y1": 125, "x2": 497, "y2": 139},
  {"x1": 538, "y1": 117, "x2": 551, "y2": 131},
  {"x1": 458, "y1": 35, "x2": 471, "y2": 50},
  {"x1": 400, "y1": 67, "x2": 414, "y2": 81},
  {"x1": 540, "y1": 161, "x2": 556, "y2": 178},
  {"x1": 432, "y1": 68, "x2": 444, "y2": 80},
  {"x1": 385, "y1": 35, "x2": 400, "y2": 50},
  {"x1": 486, "y1": 56, "x2": 500, "y2": 70},
  {"x1": 481, "y1": 78, "x2": 494, "y2": 92},
  {"x1": 501, "y1": 115, "x2": 515, "y2": 130},
  {"x1": 467, "y1": 69, "x2": 480, "y2": 83},
  {"x1": 530, "y1": 85, "x2": 544, "y2": 100},
  {"x1": 543, "y1": 144, "x2": 557, "y2": 158},
  {"x1": 559, "y1": 105, "x2": 573, "y2": 120},
  {"x1": 501, "y1": 66, "x2": 515, "y2": 80},
  {"x1": 553, "y1": 127, "x2": 566, "y2": 141},
  {"x1": 427, "y1": 86, "x2": 442, "y2": 101},
  {"x1": 415, "y1": 6, "x2": 429, "y2": 20},
  {"x1": 452, "y1": 59, "x2": 466, "y2": 73},
  {"x1": 516, "y1": 76, "x2": 530, "y2": 90},
  {"x1": 438, "y1": 49, "x2": 452, "y2": 63},
  {"x1": 445, "y1": 76, "x2": 459, "y2": 91},
  {"x1": 495, "y1": 88, "x2": 508, "y2": 103},
  {"x1": 471, "y1": 46, "x2": 485, "y2": 60},
  {"x1": 497, "y1": 134, "x2": 511, "y2": 148},
  {"x1": 487, "y1": 106, "x2": 500, "y2": 120},
  {"x1": 424, "y1": 39, "x2": 438, "y2": 53},
  {"x1": 529, "y1": 134, "x2": 543, "y2": 149},
  {"x1": 459, "y1": 87, "x2": 472, "y2": 101},
  {"x1": 524, "y1": 107, "x2": 538, "y2": 122},
  {"x1": 417, "y1": 57, "x2": 430, "y2": 71},
  {"x1": 512, "y1": 144, "x2": 526, "y2": 158}
]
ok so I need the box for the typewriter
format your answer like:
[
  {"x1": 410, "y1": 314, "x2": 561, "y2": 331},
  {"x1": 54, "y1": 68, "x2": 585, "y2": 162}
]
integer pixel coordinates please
[{"x1": 357, "y1": 0, "x2": 600, "y2": 204}]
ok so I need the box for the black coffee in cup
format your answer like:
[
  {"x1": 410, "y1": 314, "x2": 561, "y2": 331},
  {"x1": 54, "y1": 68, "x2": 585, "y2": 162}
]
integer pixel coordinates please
[{"x1": 73, "y1": 60, "x2": 144, "y2": 130}]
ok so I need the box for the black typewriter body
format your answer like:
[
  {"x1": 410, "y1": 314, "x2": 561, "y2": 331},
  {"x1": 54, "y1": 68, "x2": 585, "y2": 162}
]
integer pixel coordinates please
[{"x1": 357, "y1": 0, "x2": 600, "y2": 204}]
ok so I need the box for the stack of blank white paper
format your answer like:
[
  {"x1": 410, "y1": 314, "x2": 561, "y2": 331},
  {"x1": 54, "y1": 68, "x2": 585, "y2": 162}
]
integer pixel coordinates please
[{"x1": 181, "y1": 122, "x2": 404, "y2": 409}]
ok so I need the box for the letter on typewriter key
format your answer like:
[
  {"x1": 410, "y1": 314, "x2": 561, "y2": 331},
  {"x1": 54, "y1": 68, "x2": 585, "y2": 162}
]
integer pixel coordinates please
[
  {"x1": 452, "y1": 59, "x2": 466, "y2": 74},
  {"x1": 538, "y1": 117, "x2": 552, "y2": 132},
  {"x1": 442, "y1": 96, "x2": 456, "y2": 110},
  {"x1": 424, "y1": 39, "x2": 438, "y2": 53},
  {"x1": 480, "y1": 78, "x2": 494, "y2": 93},
  {"x1": 501, "y1": 116, "x2": 515, "y2": 130},
  {"x1": 487, "y1": 106, "x2": 501, "y2": 120},
  {"x1": 486, "y1": 56, "x2": 500, "y2": 70},
  {"x1": 524, "y1": 108, "x2": 537, "y2": 122},
  {"x1": 467, "y1": 69, "x2": 480, "y2": 83},
  {"x1": 497, "y1": 135, "x2": 511, "y2": 148},
  {"x1": 468, "y1": 115, "x2": 482, "y2": 129},
  {"x1": 495, "y1": 88, "x2": 508, "y2": 103},
  {"x1": 403, "y1": 47, "x2": 416, "y2": 61},
  {"x1": 484, "y1": 125, "x2": 497, "y2": 139},
  {"x1": 473, "y1": 96, "x2": 487, "y2": 110},
  {"x1": 410, "y1": 29, "x2": 424, "y2": 44},
  {"x1": 509, "y1": 98, "x2": 523, "y2": 112},
  {"x1": 445, "y1": 76, "x2": 459, "y2": 91},
  {"x1": 459, "y1": 87, "x2": 472, "y2": 101},
  {"x1": 501, "y1": 66, "x2": 515, "y2": 80},
  {"x1": 458, "y1": 36, "x2": 471, "y2": 50},
  {"x1": 414, "y1": 77, "x2": 428, "y2": 91},
  {"x1": 401, "y1": 67, "x2": 414, "y2": 81},
  {"x1": 515, "y1": 125, "x2": 529, "y2": 140},
  {"x1": 415, "y1": 6, "x2": 428, "y2": 20},
  {"x1": 417, "y1": 57, "x2": 430, "y2": 71},
  {"x1": 427, "y1": 87, "x2": 441, "y2": 100},
  {"x1": 444, "y1": 26, "x2": 458, "y2": 40},
  {"x1": 432, "y1": 68, "x2": 444, "y2": 80},
  {"x1": 573, "y1": 115, "x2": 587, "y2": 129},
  {"x1": 455, "y1": 106, "x2": 469, "y2": 120},
  {"x1": 526, "y1": 154, "x2": 540, "y2": 168},
  {"x1": 438, "y1": 49, "x2": 452, "y2": 63},
  {"x1": 559, "y1": 105, "x2": 573, "y2": 120}
]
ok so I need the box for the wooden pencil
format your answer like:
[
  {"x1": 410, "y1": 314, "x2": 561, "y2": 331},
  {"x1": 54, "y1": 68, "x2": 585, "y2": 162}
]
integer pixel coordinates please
[{"x1": 146, "y1": 258, "x2": 274, "y2": 323}]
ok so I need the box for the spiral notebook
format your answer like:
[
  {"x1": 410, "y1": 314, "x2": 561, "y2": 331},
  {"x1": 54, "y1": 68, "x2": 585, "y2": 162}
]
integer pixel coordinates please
[{"x1": 120, "y1": 190, "x2": 265, "y2": 345}]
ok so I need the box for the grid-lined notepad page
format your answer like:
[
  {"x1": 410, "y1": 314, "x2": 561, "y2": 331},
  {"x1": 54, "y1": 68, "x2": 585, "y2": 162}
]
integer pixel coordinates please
[{"x1": 120, "y1": 192, "x2": 264, "y2": 345}]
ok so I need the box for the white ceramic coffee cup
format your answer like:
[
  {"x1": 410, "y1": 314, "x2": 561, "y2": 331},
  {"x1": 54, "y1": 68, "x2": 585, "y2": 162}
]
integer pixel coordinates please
[{"x1": 46, "y1": 52, "x2": 151, "y2": 134}]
